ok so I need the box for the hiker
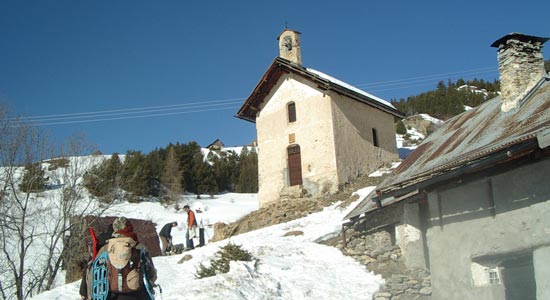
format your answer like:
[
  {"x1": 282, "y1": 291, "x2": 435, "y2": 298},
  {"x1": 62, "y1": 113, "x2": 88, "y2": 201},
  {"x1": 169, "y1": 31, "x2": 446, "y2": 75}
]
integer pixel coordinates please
[
  {"x1": 96, "y1": 223, "x2": 114, "y2": 249},
  {"x1": 112, "y1": 217, "x2": 138, "y2": 242},
  {"x1": 159, "y1": 221, "x2": 177, "y2": 255},
  {"x1": 84, "y1": 217, "x2": 157, "y2": 300},
  {"x1": 79, "y1": 223, "x2": 113, "y2": 300},
  {"x1": 184, "y1": 205, "x2": 197, "y2": 250},
  {"x1": 197, "y1": 213, "x2": 206, "y2": 247}
]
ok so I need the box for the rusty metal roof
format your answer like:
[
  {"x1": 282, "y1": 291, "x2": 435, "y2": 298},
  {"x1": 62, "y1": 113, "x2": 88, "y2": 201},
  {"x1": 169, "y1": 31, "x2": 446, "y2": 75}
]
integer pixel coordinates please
[
  {"x1": 345, "y1": 76, "x2": 550, "y2": 221},
  {"x1": 235, "y1": 57, "x2": 403, "y2": 123}
]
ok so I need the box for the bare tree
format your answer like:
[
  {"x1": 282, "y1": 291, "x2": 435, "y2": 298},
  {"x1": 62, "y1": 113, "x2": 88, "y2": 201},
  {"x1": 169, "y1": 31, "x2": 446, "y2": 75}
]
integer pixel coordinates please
[
  {"x1": 0, "y1": 114, "x2": 51, "y2": 300},
  {"x1": 0, "y1": 111, "x2": 111, "y2": 299},
  {"x1": 160, "y1": 146, "x2": 183, "y2": 206},
  {"x1": 32, "y1": 133, "x2": 110, "y2": 293}
]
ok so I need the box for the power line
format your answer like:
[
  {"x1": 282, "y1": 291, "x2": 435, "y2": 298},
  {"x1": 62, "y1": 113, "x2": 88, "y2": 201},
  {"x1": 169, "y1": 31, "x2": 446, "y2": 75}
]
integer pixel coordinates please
[
  {"x1": 18, "y1": 105, "x2": 241, "y2": 126},
  {"x1": 367, "y1": 70, "x2": 498, "y2": 94},
  {"x1": 355, "y1": 66, "x2": 497, "y2": 88},
  {"x1": 10, "y1": 97, "x2": 245, "y2": 121},
  {"x1": 11, "y1": 66, "x2": 500, "y2": 126},
  {"x1": 15, "y1": 100, "x2": 243, "y2": 124}
]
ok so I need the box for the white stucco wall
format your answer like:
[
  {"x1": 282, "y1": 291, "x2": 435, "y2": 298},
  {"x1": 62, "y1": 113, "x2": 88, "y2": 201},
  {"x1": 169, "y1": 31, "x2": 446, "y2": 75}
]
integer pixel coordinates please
[
  {"x1": 330, "y1": 94, "x2": 399, "y2": 184},
  {"x1": 425, "y1": 158, "x2": 550, "y2": 300},
  {"x1": 256, "y1": 74, "x2": 338, "y2": 206}
]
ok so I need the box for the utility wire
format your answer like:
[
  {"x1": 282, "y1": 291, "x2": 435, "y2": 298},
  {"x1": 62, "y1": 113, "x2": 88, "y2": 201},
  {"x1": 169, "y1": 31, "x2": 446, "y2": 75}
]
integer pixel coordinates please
[
  {"x1": 355, "y1": 66, "x2": 497, "y2": 88},
  {"x1": 11, "y1": 66, "x2": 499, "y2": 126},
  {"x1": 10, "y1": 98, "x2": 245, "y2": 121},
  {"x1": 14, "y1": 101, "x2": 243, "y2": 124},
  {"x1": 23, "y1": 105, "x2": 241, "y2": 126}
]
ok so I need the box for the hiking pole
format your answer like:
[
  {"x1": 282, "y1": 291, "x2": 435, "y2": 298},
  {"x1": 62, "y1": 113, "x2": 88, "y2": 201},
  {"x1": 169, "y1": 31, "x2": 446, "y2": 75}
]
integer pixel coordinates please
[{"x1": 156, "y1": 283, "x2": 163, "y2": 300}]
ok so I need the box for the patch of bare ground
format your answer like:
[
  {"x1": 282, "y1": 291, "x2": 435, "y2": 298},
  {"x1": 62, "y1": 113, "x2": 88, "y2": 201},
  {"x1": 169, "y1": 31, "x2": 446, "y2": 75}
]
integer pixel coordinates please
[{"x1": 212, "y1": 173, "x2": 390, "y2": 241}]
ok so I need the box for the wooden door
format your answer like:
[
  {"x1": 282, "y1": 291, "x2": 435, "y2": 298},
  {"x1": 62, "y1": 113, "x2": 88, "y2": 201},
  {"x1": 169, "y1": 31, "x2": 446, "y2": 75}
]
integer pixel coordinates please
[{"x1": 287, "y1": 145, "x2": 302, "y2": 186}]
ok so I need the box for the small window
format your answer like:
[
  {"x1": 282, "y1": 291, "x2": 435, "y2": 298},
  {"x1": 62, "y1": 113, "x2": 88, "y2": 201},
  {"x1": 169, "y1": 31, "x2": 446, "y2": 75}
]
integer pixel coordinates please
[
  {"x1": 287, "y1": 102, "x2": 296, "y2": 123},
  {"x1": 488, "y1": 269, "x2": 500, "y2": 285},
  {"x1": 372, "y1": 128, "x2": 379, "y2": 147}
]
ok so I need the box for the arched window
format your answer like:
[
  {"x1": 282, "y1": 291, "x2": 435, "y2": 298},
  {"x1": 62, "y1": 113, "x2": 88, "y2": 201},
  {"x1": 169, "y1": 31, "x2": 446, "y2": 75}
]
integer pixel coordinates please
[
  {"x1": 287, "y1": 102, "x2": 296, "y2": 123},
  {"x1": 287, "y1": 145, "x2": 302, "y2": 186}
]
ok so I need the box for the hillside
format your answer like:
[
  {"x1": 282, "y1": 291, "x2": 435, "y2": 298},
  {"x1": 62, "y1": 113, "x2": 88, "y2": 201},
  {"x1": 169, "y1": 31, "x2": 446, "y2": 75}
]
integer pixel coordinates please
[
  {"x1": 212, "y1": 172, "x2": 389, "y2": 241},
  {"x1": 391, "y1": 78, "x2": 500, "y2": 120}
]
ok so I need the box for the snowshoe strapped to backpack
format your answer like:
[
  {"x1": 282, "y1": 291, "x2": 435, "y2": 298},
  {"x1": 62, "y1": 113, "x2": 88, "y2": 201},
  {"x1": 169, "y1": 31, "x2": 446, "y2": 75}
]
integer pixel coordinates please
[{"x1": 88, "y1": 236, "x2": 157, "y2": 300}]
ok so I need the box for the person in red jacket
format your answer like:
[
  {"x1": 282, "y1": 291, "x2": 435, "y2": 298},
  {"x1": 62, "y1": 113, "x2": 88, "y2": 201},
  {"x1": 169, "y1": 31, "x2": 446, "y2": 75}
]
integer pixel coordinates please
[{"x1": 183, "y1": 205, "x2": 197, "y2": 250}]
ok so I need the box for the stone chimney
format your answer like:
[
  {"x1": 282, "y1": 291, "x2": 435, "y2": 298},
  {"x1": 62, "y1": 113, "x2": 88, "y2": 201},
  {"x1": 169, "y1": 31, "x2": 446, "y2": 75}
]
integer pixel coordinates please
[
  {"x1": 278, "y1": 29, "x2": 302, "y2": 65},
  {"x1": 491, "y1": 33, "x2": 549, "y2": 112}
]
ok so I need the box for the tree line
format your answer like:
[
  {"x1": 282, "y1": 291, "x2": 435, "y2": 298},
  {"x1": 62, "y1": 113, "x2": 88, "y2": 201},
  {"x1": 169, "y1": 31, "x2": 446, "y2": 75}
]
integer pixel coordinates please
[
  {"x1": 394, "y1": 59, "x2": 549, "y2": 121},
  {"x1": 391, "y1": 78, "x2": 500, "y2": 120},
  {"x1": 81, "y1": 141, "x2": 259, "y2": 205}
]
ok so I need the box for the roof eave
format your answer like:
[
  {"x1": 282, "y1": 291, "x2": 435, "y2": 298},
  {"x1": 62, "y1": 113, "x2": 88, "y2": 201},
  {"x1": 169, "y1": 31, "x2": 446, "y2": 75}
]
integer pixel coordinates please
[
  {"x1": 236, "y1": 57, "x2": 404, "y2": 122},
  {"x1": 372, "y1": 137, "x2": 541, "y2": 205}
]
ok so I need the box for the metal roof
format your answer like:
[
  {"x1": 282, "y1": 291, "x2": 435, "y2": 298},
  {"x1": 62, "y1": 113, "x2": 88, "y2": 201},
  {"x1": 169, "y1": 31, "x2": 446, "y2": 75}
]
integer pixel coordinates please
[
  {"x1": 345, "y1": 76, "x2": 550, "y2": 221},
  {"x1": 235, "y1": 57, "x2": 404, "y2": 123}
]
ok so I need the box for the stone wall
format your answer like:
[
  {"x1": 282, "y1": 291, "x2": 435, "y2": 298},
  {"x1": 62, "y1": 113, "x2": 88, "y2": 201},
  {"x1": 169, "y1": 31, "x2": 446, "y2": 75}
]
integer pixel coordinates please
[{"x1": 327, "y1": 220, "x2": 432, "y2": 300}]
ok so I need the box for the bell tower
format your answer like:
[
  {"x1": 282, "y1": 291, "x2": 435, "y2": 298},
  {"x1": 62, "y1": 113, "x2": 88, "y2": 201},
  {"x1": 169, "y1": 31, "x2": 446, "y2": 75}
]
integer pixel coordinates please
[{"x1": 278, "y1": 29, "x2": 302, "y2": 65}]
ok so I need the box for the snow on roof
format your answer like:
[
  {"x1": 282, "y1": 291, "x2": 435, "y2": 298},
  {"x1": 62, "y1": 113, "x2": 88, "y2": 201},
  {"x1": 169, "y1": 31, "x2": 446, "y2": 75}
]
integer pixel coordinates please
[
  {"x1": 306, "y1": 68, "x2": 396, "y2": 110},
  {"x1": 419, "y1": 113, "x2": 444, "y2": 125}
]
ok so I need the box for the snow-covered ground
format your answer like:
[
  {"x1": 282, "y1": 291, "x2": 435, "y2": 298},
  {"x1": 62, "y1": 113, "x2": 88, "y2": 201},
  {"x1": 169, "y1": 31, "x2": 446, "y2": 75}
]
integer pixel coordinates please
[
  {"x1": 29, "y1": 192, "x2": 383, "y2": 300},
  {"x1": 20, "y1": 130, "x2": 422, "y2": 300}
]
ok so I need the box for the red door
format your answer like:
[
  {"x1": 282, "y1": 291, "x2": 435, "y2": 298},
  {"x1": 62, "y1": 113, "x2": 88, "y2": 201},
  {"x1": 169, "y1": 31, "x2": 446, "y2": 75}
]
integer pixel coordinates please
[{"x1": 288, "y1": 145, "x2": 303, "y2": 186}]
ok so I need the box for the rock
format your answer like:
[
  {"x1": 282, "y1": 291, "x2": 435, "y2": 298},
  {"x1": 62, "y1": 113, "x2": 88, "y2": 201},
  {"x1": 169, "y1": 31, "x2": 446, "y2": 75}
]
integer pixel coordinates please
[
  {"x1": 419, "y1": 287, "x2": 432, "y2": 295},
  {"x1": 283, "y1": 230, "x2": 304, "y2": 236},
  {"x1": 393, "y1": 294, "x2": 419, "y2": 300},
  {"x1": 177, "y1": 254, "x2": 193, "y2": 264},
  {"x1": 374, "y1": 292, "x2": 392, "y2": 298},
  {"x1": 212, "y1": 222, "x2": 228, "y2": 242}
]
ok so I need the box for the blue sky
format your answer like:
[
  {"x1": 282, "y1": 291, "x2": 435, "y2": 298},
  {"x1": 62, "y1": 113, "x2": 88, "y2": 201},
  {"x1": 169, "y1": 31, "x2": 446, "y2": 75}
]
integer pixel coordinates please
[{"x1": 1, "y1": 1, "x2": 548, "y2": 155}]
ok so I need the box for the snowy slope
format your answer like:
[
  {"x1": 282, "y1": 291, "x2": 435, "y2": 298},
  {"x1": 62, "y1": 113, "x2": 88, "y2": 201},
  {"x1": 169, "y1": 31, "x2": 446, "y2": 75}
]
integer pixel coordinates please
[{"x1": 29, "y1": 194, "x2": 383, "y2": 300}]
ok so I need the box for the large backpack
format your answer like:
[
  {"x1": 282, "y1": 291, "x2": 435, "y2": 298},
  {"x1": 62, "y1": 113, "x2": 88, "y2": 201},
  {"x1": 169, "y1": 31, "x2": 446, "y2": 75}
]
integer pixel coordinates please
[
  {"x1": 87, "y1": 237, "x2": 158, "y2": 300},
  {"x1": 106, "y1": 236, "x2": 142, "y2": 293}
]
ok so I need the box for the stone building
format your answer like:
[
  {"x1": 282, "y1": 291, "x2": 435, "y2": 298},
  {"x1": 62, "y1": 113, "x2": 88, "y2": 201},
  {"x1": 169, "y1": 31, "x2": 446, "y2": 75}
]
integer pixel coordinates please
[
  {"x1": 344, "y1": 33, "x2": 550, "y2": 300},
  {"x1": 206, "y1": 139, "x2": 225, "y2": 151},
  {"x1": 236, "y1": 29, "x2": 403, "y2": 207}
]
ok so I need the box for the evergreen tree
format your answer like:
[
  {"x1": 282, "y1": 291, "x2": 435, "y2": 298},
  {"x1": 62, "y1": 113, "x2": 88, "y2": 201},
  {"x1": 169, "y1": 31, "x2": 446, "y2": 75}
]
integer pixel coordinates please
[
  {"x1": 225, "y1": 150, "x2": 241, "y2": 191},
  {"x1": 396, "y1": 120, "x2": 407, "y2": 135},
  {"x1": 83, "y1": 153, "x2": 123, "y2": 202},
  {"x1": 177, "y1": 141, "x2": 202, "y2": 193},
  {"x1": 143, "y1": 150, "x2": 163, "y2": 196},
  {"x1": 121, "y1": 151, "x2": 151, "y2": 201},
  {"x1": 19, "y1": 163, "x2": 47, "y2": 193},
  {"x1": 210, "y1": 151, "x2": 232, "y2": 193},
  {"x1": 192, "y1": 154, "x2": 218, "y2": 198},
  {"x1": 237, "y1": 147, "x2": 258, "y2": 193}
]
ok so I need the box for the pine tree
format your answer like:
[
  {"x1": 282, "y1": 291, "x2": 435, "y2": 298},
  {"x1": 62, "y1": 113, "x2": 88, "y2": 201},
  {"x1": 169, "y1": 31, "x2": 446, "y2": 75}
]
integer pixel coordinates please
[
  {"x1": 177, "y1": 141, "x2": 202, "y2": 193},
  {"x1": 121, "y1": 151, "x2": 152, "y2": 201},
  {"x1": 83, "y1": 153, "x2": 123, "y2": 202},
  {"x1": 237, "y1": 148, "x2": 258, "y2": 193},
  {"x1": 19, "y1": 163, "x2": 47, "y2": 193},
  {"x1": 192, "y1": 154, "x2": 218, "y2": 198},
  {"x1": 396, "y1": 120, "x2": 407, "y2": 135}
]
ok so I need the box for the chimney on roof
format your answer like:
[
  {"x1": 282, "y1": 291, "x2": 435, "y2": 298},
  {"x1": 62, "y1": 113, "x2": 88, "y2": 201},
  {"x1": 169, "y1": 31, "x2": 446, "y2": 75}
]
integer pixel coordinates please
[
  {"x1": 278, "y1": 29, "x2": 302, "y2": 65},
  {"x1": 491, "y1": 33, "x2": 549, "y2": 112}
]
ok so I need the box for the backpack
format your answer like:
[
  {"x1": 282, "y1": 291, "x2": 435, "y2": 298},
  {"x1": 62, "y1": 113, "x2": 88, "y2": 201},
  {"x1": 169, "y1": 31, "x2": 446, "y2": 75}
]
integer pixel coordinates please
[{"x1": 105, "y1": 236, "x2": 142, "y2": 293}]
